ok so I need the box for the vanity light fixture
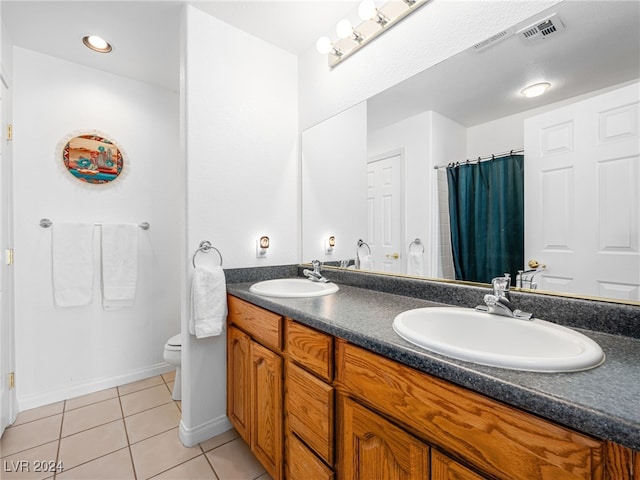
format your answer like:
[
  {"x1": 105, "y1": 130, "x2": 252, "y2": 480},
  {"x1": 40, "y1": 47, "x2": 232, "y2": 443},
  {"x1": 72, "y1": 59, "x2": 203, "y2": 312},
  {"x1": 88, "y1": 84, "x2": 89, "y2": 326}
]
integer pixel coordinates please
[
  {"x1": 256, "y1": 236, "x2": 270, "y2": 258},
  {"x1": 336, "y1": 19, "x2": 364, "y2": 44},
  {"x1": 316, "y1": 0, "x2": 430, "y2": 68},
  {"x1": 521, "y1": 82, "x2": 551, "y2": 98},
  {"x1": 325, "y1": 235, "x2": 336, "y2": 254},
  {"x1": 82, "y1": 35, "x2": 112, "y2": 53}
]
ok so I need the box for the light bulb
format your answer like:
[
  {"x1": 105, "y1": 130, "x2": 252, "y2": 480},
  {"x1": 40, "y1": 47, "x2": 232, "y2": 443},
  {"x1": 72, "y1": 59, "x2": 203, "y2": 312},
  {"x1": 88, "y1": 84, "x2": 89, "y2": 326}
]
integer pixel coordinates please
[
  {"x1": 521, "y1": 82, "x2": 551, "y2": 98},
  {"x1": 88, "y1": 35, "x2": 108, "y2": 50},
  {"x1": 316, "y1": 36, "x2": 333, "y2": 55},
  {"x1": 336, "y1": 19, "x2": 353, "y2": 39},
  {"x1": 82, "y1": 35, "x2": 112, "y2": 53},
  {"x1": 358, "y1": 0, "x2": 377, "y2": 20}
]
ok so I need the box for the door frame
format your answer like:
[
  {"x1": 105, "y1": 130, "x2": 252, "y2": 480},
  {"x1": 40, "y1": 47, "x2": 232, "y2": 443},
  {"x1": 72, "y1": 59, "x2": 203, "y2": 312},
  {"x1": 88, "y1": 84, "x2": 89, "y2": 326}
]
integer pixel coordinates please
[{"x1": 0, "y1": 69, "x2": 17, "y2": 435}]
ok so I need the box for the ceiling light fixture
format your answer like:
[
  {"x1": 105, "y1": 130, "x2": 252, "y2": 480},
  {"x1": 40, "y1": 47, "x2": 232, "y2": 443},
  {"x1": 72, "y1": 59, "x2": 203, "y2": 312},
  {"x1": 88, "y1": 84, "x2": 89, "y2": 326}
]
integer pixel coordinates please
[
  {"x1": 82, "y1": 35, "x2": 112, "y2": 53},
  {"x1": 521, "y1": 82, "x2": 551, "y2": 98},
  {"x1": 317, "y1": 0, "x2": 430, "y2": 68}
]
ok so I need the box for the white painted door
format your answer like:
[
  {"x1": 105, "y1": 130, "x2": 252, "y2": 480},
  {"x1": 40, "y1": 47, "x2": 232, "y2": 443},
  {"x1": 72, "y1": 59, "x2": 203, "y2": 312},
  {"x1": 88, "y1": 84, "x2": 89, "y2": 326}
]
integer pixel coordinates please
[
  {"x1": 0, "y1": 75, "x2": 16, "y2": 434},
  {"x1": 524, "y1": 83, "x2": 640, "y2": 301},
  {"x1": 367, "y1": 153, "x2": 404, "y2": 273}
]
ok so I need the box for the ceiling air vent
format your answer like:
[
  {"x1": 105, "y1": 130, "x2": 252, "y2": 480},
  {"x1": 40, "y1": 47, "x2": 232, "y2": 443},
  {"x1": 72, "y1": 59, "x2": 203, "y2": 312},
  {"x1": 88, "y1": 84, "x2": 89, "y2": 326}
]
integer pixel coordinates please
[
  {"x1": 518, "y1": 14, "x2": 565, "y2": 42},
  {"x1": 472, "y1": 29, "x2": 512, "y2": 52}
]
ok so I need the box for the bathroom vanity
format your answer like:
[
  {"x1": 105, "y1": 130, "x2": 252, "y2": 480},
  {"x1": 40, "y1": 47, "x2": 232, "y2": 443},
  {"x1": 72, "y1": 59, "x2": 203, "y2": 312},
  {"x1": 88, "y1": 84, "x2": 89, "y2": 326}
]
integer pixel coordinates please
[{"x1": 225, "y1": 272, "x2": 640, "y2": 480}]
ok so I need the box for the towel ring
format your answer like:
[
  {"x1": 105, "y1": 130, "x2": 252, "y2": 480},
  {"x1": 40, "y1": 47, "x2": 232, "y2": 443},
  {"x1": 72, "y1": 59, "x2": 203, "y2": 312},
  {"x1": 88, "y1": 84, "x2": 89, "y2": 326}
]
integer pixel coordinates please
[
  {"x1": 192, "y1": 241, "x2": 223, "y2": 268},
  {"x1": 409, "y1": 238, "x2": 425, "y2": 253},
  {"x1": 356, "y1": 239, "x2": 371, "y2": 255}
]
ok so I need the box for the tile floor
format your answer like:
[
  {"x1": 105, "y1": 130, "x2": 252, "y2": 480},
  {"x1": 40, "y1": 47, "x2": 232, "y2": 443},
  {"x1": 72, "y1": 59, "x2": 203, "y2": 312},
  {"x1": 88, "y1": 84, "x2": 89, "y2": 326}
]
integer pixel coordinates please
[{"x1": 0, "y1": 372, "x2": 271, "y2": 480}]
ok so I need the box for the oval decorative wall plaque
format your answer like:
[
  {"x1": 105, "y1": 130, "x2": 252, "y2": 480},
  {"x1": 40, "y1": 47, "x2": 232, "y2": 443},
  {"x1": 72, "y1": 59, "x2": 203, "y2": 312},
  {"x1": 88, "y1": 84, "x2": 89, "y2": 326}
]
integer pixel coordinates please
[{"x1": 62, "y1": 134, "x2": 124, "y2": 184}]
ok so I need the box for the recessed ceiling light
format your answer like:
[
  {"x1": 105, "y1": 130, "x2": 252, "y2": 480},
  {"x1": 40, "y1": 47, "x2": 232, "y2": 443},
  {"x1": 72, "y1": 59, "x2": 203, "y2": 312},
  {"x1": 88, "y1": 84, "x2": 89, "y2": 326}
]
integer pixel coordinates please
[
  {"x1": 521, "y1": 82, "x2": 551, "y2": 98},
  {"x1": 82, "y1": 35, "x2": 112, "y2": 53}
]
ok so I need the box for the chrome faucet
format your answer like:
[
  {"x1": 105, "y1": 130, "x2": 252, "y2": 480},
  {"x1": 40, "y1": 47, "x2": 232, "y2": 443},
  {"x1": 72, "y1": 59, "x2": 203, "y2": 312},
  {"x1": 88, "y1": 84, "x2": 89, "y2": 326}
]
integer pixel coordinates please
[
  {"x1": 477, "y1": 274, "x2": 533, "y2": 320},
  {"x1": 303, "y1": 260, "x2": 329, "y2": 283},
  {"x1": 516, "y1": 267, "x2": 544, "y2": 289}
]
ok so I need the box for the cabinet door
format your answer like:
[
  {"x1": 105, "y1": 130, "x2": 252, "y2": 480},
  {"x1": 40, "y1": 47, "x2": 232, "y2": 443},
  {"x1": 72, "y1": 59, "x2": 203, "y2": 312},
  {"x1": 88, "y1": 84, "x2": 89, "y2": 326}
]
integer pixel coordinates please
[
  {"x1": 251, "y1": 341, "x2": 283, "y2": 480},
  {"x1": 339, "y1": 395, "x2": 429, "y2": 480},
  {"x1": 227, "y1": 325, "x2": 250, "y2": 443},
  {"x1": 432, "y1": 450, "x2": 488, "y2": 480}
]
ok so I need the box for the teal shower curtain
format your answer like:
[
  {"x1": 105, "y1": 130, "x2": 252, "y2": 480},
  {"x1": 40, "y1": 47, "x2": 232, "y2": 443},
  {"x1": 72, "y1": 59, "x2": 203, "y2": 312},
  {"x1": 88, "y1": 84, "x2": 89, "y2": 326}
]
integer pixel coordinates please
[{"x1": 446, "y1": 154, "x2": 524, "y2": 285}]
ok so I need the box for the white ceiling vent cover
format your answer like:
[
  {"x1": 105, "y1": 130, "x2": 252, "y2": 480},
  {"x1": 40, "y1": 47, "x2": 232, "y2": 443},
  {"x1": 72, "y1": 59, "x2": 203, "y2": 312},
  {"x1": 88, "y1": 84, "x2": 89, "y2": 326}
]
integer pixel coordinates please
[
  {"x1": 472, "y1": 29, "x2": 512, "y2": 52},
  {"x1": 518, "y1": 14, "x2": 565, "y2": 42}
]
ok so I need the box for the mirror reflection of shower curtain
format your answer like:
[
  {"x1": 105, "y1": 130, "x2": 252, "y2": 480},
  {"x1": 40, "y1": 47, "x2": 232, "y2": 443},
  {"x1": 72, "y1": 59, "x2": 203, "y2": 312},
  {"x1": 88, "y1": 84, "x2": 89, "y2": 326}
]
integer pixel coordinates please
[{"x1": 446, "y1": 154, "x2": 524, "y2": 284}]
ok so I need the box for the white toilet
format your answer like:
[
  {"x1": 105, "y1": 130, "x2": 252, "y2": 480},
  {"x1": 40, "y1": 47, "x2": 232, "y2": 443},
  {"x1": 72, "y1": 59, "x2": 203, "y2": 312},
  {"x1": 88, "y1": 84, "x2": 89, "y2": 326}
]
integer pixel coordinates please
[{"x1": 163, "y1": 334, "x2": 182, "y2": 400}]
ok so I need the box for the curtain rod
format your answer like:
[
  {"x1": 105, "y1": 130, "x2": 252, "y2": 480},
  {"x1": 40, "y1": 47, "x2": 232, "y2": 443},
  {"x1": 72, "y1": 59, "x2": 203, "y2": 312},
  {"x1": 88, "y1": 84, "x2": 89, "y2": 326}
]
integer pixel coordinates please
[{"x1": 433, "y1": 148, "x2": 524, "y2": 170}]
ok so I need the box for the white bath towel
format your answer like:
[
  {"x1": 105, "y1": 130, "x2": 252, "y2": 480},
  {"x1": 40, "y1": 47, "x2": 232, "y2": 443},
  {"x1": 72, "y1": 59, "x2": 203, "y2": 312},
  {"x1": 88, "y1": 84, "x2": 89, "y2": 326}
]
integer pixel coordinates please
[
  {"x1": 190, "y1": 266, "x2": 227, "y2": 338},
  {"x1": 407, "y1": 251, "x2": 425, "y2": 276},
  {"x1": 359, "y1": 254, "x2": 374, "y2": 270},
  {"x1": 52, "y1": 223, "x2": 95, "y2": 307},
  {"x1": 101, "y1": 223, "x2": 138, "y2": 309}
]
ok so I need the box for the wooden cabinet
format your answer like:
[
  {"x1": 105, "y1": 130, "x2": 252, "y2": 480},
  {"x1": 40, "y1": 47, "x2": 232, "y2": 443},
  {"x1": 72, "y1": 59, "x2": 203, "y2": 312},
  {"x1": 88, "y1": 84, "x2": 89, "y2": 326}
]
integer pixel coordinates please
[
  {"x1": 227, "y1": 325, "x2": 250, "y2": 442},
  {"x1": 338, "y1": 393, "x2": 430, "y2": 479},
  {"x1": 285, "y1": 318, "x2": 336, "y2": 477},
  {"x1": 431, "y1": 450, "x2": 487, "y2": 480},
  {"x1": 250, "y1": 341, "x2": 282, "y2": 478},
  {"x1": 287, "y1": 431, "x2": 334, "y2": 480},
  {"x1": 227, "y1": 295, "x2": 636, "y2": 480},
  {"x1": 335, "y1": 339, "x2": 604, "y2": 480},
  {"x1": 286, "y1": 362, "x2": 333, "y2": 464},
  {"x1": 227, "y1": 296, "x2": 283, "y2": 480}
]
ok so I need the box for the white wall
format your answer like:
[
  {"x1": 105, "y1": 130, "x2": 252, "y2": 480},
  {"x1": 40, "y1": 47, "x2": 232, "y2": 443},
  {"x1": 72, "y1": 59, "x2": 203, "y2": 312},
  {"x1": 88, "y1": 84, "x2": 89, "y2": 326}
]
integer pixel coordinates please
[
  {"x1": 182, "y1": 5, "x2": 298, "y2": 446},
  {"x1": 12, "y1": 47, "x2": 180, "y2": 409},
  {"x1": 302, "y1": 102, "x2": 367, "y2": 263},
  {"x1": 298, "y1": 1, "x2": 561, "y2": 131}
]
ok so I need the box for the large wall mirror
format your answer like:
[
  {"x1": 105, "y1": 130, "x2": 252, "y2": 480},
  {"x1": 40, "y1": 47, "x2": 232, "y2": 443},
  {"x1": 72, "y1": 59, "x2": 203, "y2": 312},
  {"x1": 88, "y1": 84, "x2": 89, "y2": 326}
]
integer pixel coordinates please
[{"x1": 301, "y1": 1, "x2": 640, "y2": 304}]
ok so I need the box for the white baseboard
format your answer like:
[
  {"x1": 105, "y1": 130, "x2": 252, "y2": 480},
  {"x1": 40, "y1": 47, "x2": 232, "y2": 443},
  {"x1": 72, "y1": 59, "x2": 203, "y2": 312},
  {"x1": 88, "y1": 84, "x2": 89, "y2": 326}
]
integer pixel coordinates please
[
  {"x1": 179, "y1": 415, "x2": 233, "y2": 447},
  {"x1": 17, "y1": 362, "x2": 175, "y2": 411}
]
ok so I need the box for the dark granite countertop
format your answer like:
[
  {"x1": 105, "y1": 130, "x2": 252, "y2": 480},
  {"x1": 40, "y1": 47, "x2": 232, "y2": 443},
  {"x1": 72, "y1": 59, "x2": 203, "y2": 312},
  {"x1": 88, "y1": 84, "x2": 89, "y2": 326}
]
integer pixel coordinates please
[{"x1": 226, "y1": 280, "x2": 640, "y2": 451}]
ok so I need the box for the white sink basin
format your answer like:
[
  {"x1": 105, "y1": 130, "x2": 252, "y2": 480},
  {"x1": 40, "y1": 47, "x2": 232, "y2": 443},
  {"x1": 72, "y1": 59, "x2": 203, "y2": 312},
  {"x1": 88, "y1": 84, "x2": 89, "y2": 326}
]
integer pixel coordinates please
[
  {"x1": 249, "y1": 278, "x2": 339, "y2": 298},
  {"x1": 392, "y1": 307, "x2": 605, "y2": 372}
]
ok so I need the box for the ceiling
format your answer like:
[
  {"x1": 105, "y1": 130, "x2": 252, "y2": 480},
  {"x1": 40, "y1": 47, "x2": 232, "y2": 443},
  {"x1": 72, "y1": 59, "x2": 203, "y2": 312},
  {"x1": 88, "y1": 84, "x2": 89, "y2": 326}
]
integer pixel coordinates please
[
  {"x1": 1, "y1": 1, "x2": 358, "y2": 92},
  {"x1": 2, "y1": 1, "x2": 639, "y2": 129}
]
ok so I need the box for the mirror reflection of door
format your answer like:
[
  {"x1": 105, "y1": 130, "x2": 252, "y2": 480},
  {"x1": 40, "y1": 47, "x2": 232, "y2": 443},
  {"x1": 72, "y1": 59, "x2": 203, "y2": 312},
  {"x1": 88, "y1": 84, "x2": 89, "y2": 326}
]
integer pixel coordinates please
[
  {"x1": 367, "y1": 152, "x2": 404, "y2": 273},
  {"x1": 525, "y1": 82, "x2": 640, "y2": 301}
]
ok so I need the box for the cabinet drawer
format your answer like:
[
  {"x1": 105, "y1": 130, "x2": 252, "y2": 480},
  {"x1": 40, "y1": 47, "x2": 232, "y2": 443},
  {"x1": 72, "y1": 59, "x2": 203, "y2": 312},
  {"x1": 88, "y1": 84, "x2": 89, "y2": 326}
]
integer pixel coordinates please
[
  {"x1": 286, "y1": 362, "x2": 334, "y2": 465},
  {"x1": 432, "y1": 450, "x2": 487, "y2": 480},
  {"x1": 286, "y1": 319, "x2": 333, "y2": 381},
  {"x1": 336, "y1": 340, "x2": 603, "y2": 480},
  {"x1": 287, "y1": 432, "x2": 334, "y2": 480},
  {"x1": 228, "y1": 295, "x2": 282, "y2": 351}
]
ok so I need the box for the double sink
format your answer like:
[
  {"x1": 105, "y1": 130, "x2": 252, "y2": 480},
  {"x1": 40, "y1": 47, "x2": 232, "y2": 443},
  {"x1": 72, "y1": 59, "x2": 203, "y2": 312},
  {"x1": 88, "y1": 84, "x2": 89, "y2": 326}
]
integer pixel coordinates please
[{"x1": 248, "y1": 278, "x2": 604, "y2": 373}]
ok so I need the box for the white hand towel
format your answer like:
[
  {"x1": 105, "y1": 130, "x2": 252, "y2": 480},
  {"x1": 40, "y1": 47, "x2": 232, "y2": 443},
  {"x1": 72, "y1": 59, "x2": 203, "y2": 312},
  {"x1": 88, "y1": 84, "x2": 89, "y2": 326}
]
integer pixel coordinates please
[
  {"x1": 101, "y1": 223, "x2": 138, "y2": 309},
  {"x1": 52, "y1": 223, "x2": 94, "y2": 307},
  {"x1": 407, "y1": 251, "x2": 425, "y2": 276},
  {"x1": 190, "y1": 266, "x2": 227, "y2": 338},
  {"x1": 359, "y1": 254, "x2": 374, "y2": 270}
]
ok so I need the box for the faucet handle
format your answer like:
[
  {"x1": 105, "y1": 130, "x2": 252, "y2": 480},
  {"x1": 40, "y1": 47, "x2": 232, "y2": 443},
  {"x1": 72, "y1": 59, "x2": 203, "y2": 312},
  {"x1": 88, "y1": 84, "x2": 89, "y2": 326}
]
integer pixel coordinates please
[
  {"x1": 492, "y1": 273, "x2": 511, "y2": 296},
  {"x1": 312, "y1": 259, "x2": 321, "y2": 271}
]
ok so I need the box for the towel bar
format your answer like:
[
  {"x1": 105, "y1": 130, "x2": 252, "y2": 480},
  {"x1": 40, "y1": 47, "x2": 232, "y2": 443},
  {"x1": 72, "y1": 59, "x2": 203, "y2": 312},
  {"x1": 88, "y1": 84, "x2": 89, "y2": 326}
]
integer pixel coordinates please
[
  {"x1": 192, "y1": 241, "x2": 223, "y2": 268},
  {"x1": 39, "y1": 218, "x2": 150, "y2": 230}
]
